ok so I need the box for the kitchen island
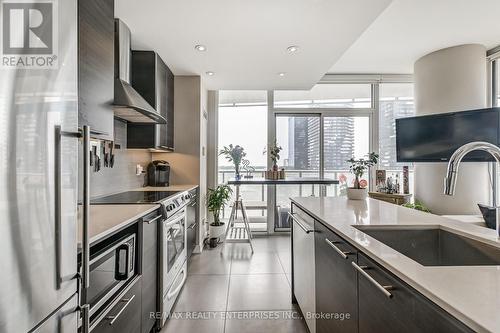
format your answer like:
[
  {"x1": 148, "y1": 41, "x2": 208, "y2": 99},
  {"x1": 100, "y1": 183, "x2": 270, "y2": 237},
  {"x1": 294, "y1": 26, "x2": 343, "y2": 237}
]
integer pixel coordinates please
[{"x1": 290, "y1": 197, "x2": 500, "y2": 333}]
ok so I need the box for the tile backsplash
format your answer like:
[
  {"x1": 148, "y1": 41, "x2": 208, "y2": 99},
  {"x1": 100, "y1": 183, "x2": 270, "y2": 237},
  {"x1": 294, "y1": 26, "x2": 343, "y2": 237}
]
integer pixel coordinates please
[{"x1": 86, "y1": 119, "x2": 152, "y2": 198}]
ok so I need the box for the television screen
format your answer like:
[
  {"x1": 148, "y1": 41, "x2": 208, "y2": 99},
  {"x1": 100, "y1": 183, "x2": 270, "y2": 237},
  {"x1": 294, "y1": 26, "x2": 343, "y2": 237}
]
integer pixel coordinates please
[{"x1": 396, "y1": 108, "x2": 500, "y2": 162}]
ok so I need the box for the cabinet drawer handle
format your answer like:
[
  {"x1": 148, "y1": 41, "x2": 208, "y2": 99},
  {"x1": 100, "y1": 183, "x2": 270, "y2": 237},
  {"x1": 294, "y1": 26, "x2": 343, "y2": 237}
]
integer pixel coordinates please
[
  {"x1": 288, "y1": 213, "x2": 314, "y2": 233},
  {"x1": 105, "y1": 294, "x2": 135, "y2": 325},
  {"x1": 325, "y1": 238, "x2": 351, "y2": 259},
  {"x1": 144, "y1": 215, "x2": 162, "y2": 224},
  {"x1": 352, "y1": 262, "x2": 393, "y2": 298}
]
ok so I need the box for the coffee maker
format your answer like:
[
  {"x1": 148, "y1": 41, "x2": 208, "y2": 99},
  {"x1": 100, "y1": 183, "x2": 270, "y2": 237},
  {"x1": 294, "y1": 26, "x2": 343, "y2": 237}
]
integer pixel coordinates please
[{"x1": 146, "y1": 160, "x2": 170, "y2": 187}]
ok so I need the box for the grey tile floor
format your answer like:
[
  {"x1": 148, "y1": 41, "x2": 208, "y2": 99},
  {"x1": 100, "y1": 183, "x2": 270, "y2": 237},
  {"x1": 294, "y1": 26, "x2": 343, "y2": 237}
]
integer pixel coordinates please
[{"x1": 160, "y1": 234, "x2": 308, "y2": 333}]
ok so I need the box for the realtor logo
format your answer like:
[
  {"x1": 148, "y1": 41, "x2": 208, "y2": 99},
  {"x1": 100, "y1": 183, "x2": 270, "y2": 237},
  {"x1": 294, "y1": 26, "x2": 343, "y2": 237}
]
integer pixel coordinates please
[{"x1": 1, "y1": 0, "x2": 58, "y2": 68}]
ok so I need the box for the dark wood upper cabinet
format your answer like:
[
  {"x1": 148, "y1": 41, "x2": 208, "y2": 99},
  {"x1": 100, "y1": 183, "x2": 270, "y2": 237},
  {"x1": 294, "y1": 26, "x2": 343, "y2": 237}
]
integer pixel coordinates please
[
  {"x1": 127, "y1": 51, "x2": 174, "y2": 150},
  {"x1": 78, "y1": 0, "x2": 115, "y2": 140}
]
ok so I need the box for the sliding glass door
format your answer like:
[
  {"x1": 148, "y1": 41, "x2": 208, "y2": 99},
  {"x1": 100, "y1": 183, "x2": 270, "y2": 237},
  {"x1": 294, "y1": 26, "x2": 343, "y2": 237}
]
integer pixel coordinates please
[
  {"x1": 274, "y1": 115, "x2": 321, "y2": 230},
  {"x1": 272, "y1": 113, "x2": 371, "y2": 230},
  {"x1": 324, "y1": 116, "x2": 370, "y2": 196}
]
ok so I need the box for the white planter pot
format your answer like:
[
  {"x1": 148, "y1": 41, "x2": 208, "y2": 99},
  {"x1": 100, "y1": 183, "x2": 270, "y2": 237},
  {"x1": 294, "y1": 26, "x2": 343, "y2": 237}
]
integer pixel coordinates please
[
  {"x1": 209, "y1": 222, "x2": 226, "y2": 238},
  {"x1": 347, "y1": 187, "x2": 368, "y2": 200}
]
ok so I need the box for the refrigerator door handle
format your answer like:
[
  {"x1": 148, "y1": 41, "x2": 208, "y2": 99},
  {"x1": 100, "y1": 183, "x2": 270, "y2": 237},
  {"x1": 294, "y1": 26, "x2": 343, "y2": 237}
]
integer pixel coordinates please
[
  {"x1": 82, "y1": 126, "x2": 91, "y2": 296},
  {"x1": 55, "y1": 126, "x2": 82, "y2": 290}
]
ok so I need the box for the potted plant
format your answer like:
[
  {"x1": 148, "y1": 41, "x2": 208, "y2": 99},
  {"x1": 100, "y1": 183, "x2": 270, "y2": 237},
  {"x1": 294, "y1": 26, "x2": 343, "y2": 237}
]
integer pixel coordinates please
[
  {"x1": 402, "y1": 201, "x2": 431, "y2": 213},
  {"x1": 220, "y1": 144, "x2": 246, "y2": 179},
  {"x1": 266, "y1": 140, "x2": 283, "y2": 171},
  {"x1": 346, "y1": 152, "x2": 378, "y2": 200},
  {"x1": 207, "y1": 185, "x2": 233, "y2": 238}
]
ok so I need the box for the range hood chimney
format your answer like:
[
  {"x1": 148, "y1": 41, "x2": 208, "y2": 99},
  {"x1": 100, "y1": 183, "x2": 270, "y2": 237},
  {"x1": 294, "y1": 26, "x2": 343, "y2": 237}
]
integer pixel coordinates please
[{"x1": 113, "y1": 19, "x2": 167, "y2": 124}]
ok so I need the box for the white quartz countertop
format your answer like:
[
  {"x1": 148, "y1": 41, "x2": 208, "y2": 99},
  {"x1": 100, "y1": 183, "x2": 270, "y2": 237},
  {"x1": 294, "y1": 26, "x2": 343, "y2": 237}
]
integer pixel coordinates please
[
  {"x1": 291, "y1": 197, "x2": 500, "y2": 333},
  {"x1": 78, "y1": 204, "x2": 160, "y2": 245}
]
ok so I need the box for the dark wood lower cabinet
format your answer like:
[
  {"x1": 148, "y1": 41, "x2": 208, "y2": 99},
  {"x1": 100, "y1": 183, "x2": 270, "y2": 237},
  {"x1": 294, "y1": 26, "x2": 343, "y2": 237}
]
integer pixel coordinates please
[
  {"x1": 357, "y1": 253, "x2": 474, "y2": 333},
  {"x1": 315, "y1": 221, "x2": 358, "y2": 333},
  {"x1": 92, "y1": 278, "x2": 142, "y2": 333},
  {"x1": 141, "y1": 211, "x2": 160, "y2": 333}
]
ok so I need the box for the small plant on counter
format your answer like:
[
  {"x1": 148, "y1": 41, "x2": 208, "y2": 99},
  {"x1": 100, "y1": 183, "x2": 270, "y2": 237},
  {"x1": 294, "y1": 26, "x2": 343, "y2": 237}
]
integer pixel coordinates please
[
  {"x1": 220, "y1": 144, "x2": 246, "y2": 179},
  {"x1": 345, "y1": 152, "x2": 378, "y2": 200},
  {"x1": 347, "y1": 152, "x2": 379, "y2": 189},
  {"x1": 264, "y1": 140, "x2": 283, "y2": 171},
  {"x1": 402, "y1": 201, "x2": 431, "y2": 213}
]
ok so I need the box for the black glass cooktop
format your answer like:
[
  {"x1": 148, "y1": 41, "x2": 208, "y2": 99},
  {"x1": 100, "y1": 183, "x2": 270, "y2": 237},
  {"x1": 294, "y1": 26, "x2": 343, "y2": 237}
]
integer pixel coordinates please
[{"x1": 91, "y1": 191, "x2": 180, "y2": 204}]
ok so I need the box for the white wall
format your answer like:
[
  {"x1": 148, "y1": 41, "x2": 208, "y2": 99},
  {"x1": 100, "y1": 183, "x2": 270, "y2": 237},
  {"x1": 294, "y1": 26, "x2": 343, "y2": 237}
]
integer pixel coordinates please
[{"x1": 414, "y1": 44, "x2": 489, "y2": 214}]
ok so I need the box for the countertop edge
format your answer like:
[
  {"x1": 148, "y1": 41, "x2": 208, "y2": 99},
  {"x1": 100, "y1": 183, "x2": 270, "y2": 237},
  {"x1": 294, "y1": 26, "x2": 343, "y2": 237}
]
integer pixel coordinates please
[
  {"x1": 87, "y1": 204, "x2": 161, "y2": 246},
  {"x1": 290, "y1": 198, "x2": 490, "y2": 333}
]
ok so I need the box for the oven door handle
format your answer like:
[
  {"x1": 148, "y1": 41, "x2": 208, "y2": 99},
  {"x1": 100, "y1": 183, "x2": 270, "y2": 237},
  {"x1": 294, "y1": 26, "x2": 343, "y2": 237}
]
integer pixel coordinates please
[
  {"x1": 164, "y1": 212, "x2": 186, "y2": 227},
  {"x1": 114, "y1": 243, "x2": 131, "y2": 281},
  {"x1": 166, "y1": 266, "x2": 187, "y2": 300}
]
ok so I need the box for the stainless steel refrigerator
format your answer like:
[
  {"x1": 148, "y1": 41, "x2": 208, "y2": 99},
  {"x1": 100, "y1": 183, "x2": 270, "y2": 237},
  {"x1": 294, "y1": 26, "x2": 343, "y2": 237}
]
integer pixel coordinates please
[{"x1": 0, "y1": 0, "x2": 80, "y2": 332}]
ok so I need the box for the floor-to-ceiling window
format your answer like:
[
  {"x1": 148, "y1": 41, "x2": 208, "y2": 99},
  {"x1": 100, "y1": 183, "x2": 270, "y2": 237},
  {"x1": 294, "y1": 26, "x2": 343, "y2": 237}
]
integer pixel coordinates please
[
  {"x1": 272, "y1": 83, "x2": 374, "y2": 230},
  {"x1": 378, "y1": 83, "x2": 416, "y2": 193},
  {"x1": 275, "y1": 115, "x2": 321, "y2": 229},
  {"x1": 324, "y1": 115, "x2": 370, "y2": 196},
  {"x1": 218, "y1": 90, "x2": 268, "y2": 231},
  {"x1": 496, "y1": 60, "x2": 500, "y2": 106},
  {"x1": 214, "y1": 76, "x2": 415, "y2": 233}
]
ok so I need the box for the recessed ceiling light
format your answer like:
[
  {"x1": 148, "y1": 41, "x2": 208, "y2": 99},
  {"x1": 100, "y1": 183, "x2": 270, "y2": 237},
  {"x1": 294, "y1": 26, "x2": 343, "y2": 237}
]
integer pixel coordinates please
[
  {"x1": 287, "y1": 45, "x2": 299, "y2": 53},
  {"x1": 278, "y1": 72, "x2": 286, "y2": 77},
  {"x1": 206, "y1": 71, "x2": 215, "y2": 76},
  {"x1": 195, "y1": 44, "x2": 207, "y2": 52}
]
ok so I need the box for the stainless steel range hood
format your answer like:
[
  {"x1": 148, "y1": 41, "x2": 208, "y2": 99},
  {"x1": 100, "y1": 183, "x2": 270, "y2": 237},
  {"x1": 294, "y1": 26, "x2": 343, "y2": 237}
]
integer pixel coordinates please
[{"x1": 113, "y1": 19, "x2": 167, "y2": 124}]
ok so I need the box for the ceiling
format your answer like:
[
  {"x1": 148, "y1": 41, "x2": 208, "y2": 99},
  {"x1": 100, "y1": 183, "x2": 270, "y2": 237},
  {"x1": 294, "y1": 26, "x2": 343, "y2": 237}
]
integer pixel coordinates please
[
  {"x1": 329, "y1": 0, "x2": 500, "y2": 74},
  {"x1": 115, "y1": 0, "x2": 392, "y2": 90}
]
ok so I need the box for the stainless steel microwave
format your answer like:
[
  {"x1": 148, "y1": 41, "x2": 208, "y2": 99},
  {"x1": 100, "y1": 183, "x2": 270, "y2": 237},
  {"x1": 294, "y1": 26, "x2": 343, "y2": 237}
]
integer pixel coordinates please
[{"x1": 85, "y1": 233, "x2": 137, "y2": 320}]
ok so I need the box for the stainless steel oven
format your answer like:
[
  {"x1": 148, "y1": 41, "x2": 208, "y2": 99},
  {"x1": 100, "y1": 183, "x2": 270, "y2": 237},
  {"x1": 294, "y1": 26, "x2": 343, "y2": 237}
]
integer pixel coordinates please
[
  {"x1": 160, "y1": 207, "x2": 187, "y2": 327},
  {"x1": 162, "y1": 208, "x2": 186, "y2": 287},
  {"x1": 86, "y1": 233, "x2": 137, "y2": 320}
]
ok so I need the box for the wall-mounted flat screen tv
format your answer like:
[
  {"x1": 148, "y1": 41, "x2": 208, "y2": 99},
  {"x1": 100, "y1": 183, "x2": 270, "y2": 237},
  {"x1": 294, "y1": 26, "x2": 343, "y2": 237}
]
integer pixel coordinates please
[{"x1": 396, "y1": 108, "x2": 500, "y2": 162}]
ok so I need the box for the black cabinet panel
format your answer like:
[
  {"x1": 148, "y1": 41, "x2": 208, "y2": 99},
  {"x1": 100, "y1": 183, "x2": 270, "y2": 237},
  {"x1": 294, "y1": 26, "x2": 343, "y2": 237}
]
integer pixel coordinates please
[
  {"x1": 357, "y1": 253, "x2": 473, "y2": 333},
  {"x1": 165, "y1": 65, "x2": 174, "y2": 149},
  {"x1": 92, "y1": 278, "x2": 142, "y2": 333},
  {"x1": 141, "y1": 211, "x2": 159, "y2": 333},
  {"x1": 78, "y1": 0, "x2": 114, "y2": 140},
  {"x1": 186, "y1": 188, "x2": 199, "y2": 258},
  {"x1": 315, "y1": 221, "x2": 358, "y2": 333},
  {"x1": 128, "y1": 51, "x2": 174, "y2": 150}
]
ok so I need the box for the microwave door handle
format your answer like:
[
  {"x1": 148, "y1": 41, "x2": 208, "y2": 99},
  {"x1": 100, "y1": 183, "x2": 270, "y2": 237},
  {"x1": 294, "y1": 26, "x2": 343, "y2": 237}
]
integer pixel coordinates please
[{"x1": 114, "y1": 243, "x2": 130, "y2": 281}]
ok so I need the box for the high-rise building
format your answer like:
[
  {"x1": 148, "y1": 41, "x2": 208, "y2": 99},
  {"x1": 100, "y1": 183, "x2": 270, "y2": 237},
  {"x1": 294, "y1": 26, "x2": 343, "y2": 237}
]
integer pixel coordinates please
[
  {"x1": 379, "y1": 98, "x2": 415, "y2": 169},
  {"x1": 323, "y1": 117, "x2": 355, "y2": 170},
  {"x1": 287, "y1": 117, "x2": 355, "y2": 170}
]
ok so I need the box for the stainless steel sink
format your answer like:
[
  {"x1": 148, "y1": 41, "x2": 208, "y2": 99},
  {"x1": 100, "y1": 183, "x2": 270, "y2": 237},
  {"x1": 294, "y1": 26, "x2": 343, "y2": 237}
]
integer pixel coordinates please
[{"x1": 354, "y1": 225, "x2": 500, "y2": 266}]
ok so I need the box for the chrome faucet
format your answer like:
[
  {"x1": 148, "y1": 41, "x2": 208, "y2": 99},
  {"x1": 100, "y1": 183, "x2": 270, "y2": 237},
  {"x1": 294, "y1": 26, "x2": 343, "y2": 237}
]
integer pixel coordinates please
[{"x1": 444, "y1": 141, "x2": 500, "y2": 237}]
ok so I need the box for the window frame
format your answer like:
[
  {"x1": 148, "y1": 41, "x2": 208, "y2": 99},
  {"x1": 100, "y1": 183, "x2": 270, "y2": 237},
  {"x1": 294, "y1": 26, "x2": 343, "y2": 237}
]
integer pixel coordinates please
[{"x1": 212, "y1": 75, "x2": 415, "y2": 234}]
